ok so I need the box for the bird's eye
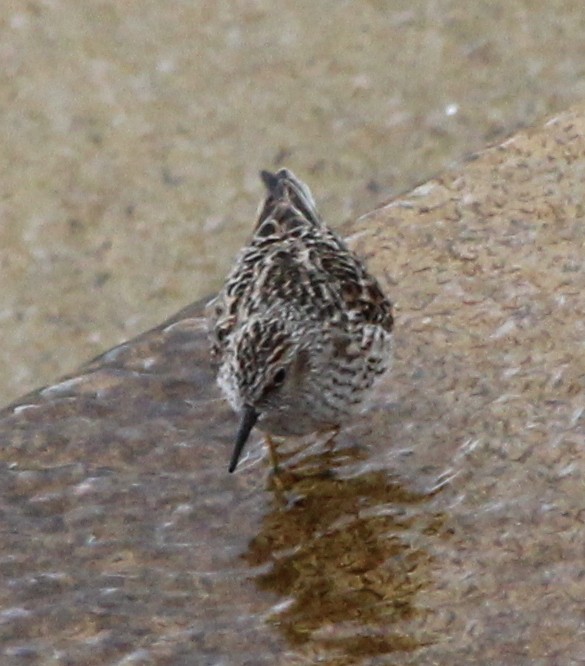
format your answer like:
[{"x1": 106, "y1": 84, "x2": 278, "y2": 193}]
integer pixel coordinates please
[{"x1": 273, "y1": 368, "x2": 287, "y2": 386}]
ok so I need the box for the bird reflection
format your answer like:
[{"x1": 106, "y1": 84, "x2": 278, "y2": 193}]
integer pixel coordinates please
[{"x1": 242, "y1": 438, "x2": 443, "y2": 658}]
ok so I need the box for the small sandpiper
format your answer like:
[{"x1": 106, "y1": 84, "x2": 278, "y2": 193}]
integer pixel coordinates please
[{"x1": 209, "y1": 169, "x2": 394, "y2": 472}]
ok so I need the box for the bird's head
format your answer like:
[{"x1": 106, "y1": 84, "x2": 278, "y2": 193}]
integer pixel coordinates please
[{"x1": 218, "y1": 315, "x2": 318, "y2": 472}]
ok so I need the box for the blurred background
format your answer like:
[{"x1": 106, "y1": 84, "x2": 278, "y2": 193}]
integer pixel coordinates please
[{"x1": 1, "y1": 0, "x2": 584, "y2": 405}]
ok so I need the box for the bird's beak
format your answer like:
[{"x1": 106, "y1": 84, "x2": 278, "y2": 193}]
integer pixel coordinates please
[{"x1": 228, "y1": 404, "x2": 259, "y2": 473}]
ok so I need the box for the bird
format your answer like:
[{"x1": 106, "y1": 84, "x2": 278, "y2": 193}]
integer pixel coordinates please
[{"x1": 209, "y1": 168, "x2": 394, "y2": 473}]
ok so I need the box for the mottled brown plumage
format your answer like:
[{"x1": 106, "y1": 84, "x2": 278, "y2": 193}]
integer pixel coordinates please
[{"x1": 209, "y1": 169, "x2": 393, "y2": 472}]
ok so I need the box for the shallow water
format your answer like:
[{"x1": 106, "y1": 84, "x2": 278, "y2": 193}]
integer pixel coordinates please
[{"x1": 0, "y1": 309, "x2": 448, "y2": 664}]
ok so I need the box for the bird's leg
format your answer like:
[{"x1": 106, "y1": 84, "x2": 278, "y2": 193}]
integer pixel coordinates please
[
  {"x1": 323, "y1": 425, "x2": 340, "y2": 451},
  {"x1": 266, "y1": 434, "x2": 280, "y2": 473},
  {"x1": 266, "y1": 434, "x2": 292, "y2": 493},
  {"x1": 303, "y1": 425, "x2": 341, "y2": 478}
]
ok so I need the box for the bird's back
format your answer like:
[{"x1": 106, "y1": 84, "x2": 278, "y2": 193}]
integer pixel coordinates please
[{"x1": 211, "y1": 169, "x2": 393, "y2": 361}]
